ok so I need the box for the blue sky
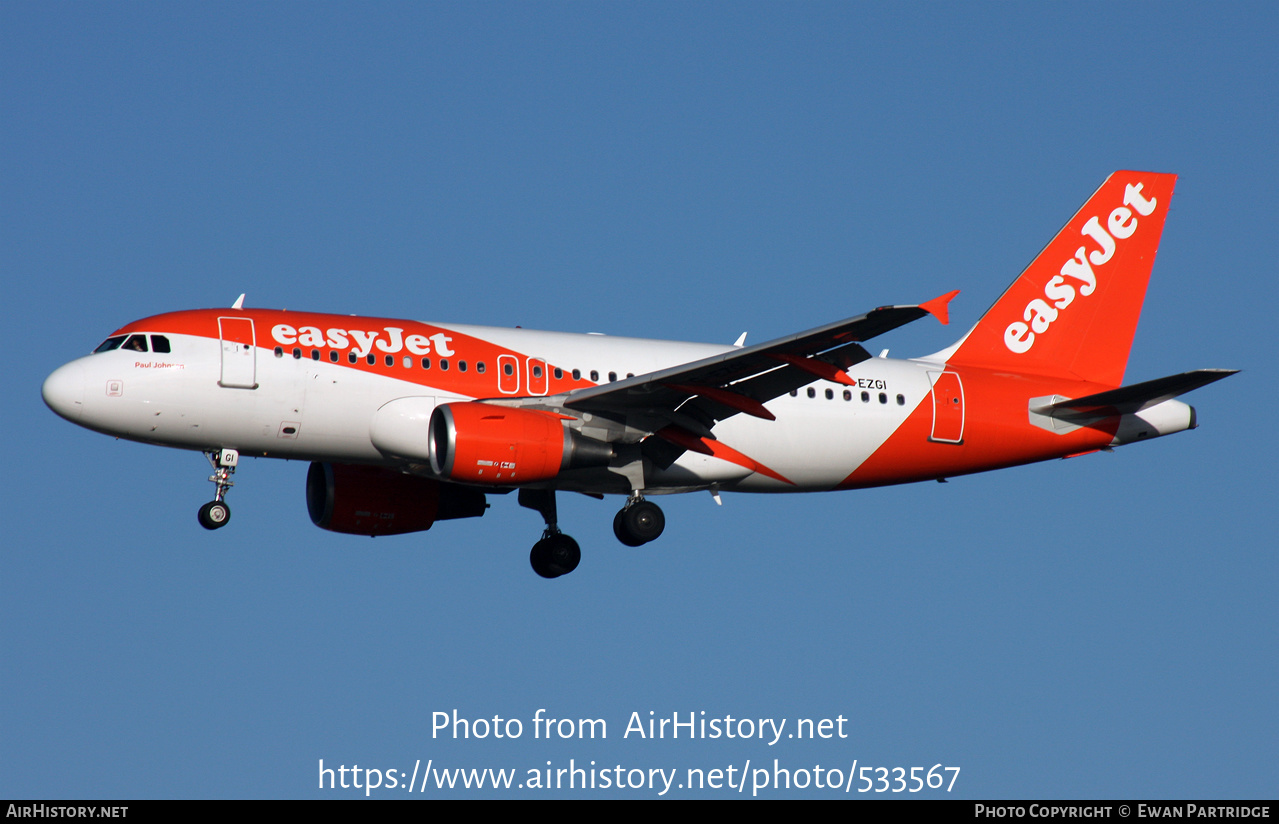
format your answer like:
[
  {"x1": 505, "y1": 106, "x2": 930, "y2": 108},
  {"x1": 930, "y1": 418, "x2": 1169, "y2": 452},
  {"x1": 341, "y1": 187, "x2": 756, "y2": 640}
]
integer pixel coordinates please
[{"x1": 4, "y1": 2, "x2": 1275, "y2": 798}]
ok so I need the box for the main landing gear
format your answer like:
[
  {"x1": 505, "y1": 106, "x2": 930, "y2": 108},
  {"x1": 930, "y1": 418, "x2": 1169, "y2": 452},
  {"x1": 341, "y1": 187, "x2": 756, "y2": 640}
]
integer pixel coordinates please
[
  {"x1": 519, "y1": 489, "x2": 581, "y2": 579},
  {"x1": 530, "y1": 533, "x2": 582, "y2": 579},
  {"x1": 198, "y1": 448, "x2": 238, "y2": 530},
  {"x1": 613, "y1": 496, "x2": 665, "y2": 547},
  {"x1": 519, "y1": 489, "x2": 666, "y2": 578}
]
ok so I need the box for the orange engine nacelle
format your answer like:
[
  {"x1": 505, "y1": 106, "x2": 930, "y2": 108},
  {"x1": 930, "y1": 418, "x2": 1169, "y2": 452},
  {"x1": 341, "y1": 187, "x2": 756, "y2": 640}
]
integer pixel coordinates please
[
  {"x1": 306, "y1": 462, "x2": 487, "y2": 536},
  {"x1": 428, "y1": 402, "x2": 613, "y2": 484}
]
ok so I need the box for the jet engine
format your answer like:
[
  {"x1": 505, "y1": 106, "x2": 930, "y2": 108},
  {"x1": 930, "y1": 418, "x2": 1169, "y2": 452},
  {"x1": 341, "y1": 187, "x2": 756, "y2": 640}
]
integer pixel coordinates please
[
  {"x1": 429, "y1": 402, "x2": 614, "y2": 484},
  {"x1": 306, "y1": 462, "x2": 486, "y2": 536}
]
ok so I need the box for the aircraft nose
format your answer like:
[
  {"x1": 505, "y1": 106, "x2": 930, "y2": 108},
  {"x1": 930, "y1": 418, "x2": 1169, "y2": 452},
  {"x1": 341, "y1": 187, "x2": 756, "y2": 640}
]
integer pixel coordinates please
[{"x1": 43, "y1": 360, "x2": 86, "y2": 422}]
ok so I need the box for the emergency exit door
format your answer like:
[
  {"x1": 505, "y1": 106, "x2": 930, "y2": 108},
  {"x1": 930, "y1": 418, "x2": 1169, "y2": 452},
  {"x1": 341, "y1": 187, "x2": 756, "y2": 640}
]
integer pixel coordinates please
[
  {"x1": 218, "y1": 317, "x2": 257, "y2": 389},
  {"x1": 928, "y1": 371, "x2": 964, "y2": 443}
]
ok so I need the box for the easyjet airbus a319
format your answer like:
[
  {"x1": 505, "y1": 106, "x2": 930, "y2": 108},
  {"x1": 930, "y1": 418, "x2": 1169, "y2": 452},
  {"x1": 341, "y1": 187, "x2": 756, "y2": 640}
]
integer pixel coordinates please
[{"x1": 44, "y1": 172, "x2": 1234, "y2": 577}]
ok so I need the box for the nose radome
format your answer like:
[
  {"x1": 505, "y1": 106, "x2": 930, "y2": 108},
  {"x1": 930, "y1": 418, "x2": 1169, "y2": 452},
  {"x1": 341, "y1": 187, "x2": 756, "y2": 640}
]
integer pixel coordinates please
[{"x1": 43, "y1": 360, "x2": 86, "y2": 422}]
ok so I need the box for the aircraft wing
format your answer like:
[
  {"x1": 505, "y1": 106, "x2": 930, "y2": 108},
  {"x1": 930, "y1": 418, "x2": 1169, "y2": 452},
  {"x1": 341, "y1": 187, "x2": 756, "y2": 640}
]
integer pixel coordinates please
[{"x1": 506, "y1": 292, "x2": 958, "y2": 455}]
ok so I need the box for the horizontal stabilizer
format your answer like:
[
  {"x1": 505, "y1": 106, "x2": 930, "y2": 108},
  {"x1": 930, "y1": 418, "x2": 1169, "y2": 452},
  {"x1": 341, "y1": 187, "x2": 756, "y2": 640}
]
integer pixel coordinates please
[{"x1": 1046, "y1": 369, "x2": 1238, "y2": 415}]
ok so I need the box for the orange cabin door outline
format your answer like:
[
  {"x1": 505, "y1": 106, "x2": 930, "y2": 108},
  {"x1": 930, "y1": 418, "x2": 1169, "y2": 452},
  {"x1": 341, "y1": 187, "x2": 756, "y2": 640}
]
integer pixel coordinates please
[
  {"x1": 218, "y1": 317, "x2": 257, "y2": 389},
  {"x1": 497, "y1": 354, "x2": 520, "y2": 394},
  {"x1": 527, "y1": 358, "x2": 548, "y2": 396},
  {"x1": 928, "y1": 371, "x2": 964, "y2": 444}
]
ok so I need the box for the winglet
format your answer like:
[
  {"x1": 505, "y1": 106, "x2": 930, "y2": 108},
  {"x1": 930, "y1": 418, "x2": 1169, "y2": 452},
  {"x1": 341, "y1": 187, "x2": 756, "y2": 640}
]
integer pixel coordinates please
[
  {"x1": 919, "y1": 290, "x2": 959, "y2": 325},
  {"x1": 231, "y1": 294, "x2": 246, "y2": 310}
]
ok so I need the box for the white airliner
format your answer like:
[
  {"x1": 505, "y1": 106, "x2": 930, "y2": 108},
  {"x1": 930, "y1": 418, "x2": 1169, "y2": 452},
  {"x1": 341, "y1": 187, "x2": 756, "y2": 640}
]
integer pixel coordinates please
[{"x1": 43, "y1": 171, "x2": 1234, "y2": 577}]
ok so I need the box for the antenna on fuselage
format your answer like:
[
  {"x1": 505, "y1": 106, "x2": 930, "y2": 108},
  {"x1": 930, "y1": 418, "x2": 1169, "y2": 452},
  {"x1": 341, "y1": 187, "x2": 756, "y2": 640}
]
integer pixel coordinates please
[{"x1": 231, "y1": 294, "x2": 245, "y2": 310}]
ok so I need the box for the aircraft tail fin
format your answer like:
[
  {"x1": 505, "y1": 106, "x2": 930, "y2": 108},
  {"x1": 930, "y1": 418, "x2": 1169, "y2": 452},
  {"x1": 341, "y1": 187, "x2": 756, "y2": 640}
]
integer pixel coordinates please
[{"x1": 944, "y1": 171, "x2": 1178, "y2": 387}]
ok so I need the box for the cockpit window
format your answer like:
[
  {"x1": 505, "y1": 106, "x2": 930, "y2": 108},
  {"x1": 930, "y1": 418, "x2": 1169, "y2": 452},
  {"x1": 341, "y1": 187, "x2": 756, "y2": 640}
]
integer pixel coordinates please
[
  {"x1": 96, "y1": 333, "x2": 168, "y2": 354},
  {"x1": 94, "y1": 336, "x2": 126, "y2": 353}
]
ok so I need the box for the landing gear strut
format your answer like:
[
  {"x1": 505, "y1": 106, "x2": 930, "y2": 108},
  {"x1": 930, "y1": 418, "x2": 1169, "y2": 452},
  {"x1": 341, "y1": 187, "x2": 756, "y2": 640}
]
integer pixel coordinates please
[
  {"x1": 519, "y1": 489, "x2": 580, "y2": 578},
  {"x1": 198, "y1": 448, "x2": 238, "y2": 530},
  {"x1": 516, "y1": 486, "x2": 667, "y2": 577},
  {"x1": 613, "y1": 496, "x2": 665, "y2": 547}
]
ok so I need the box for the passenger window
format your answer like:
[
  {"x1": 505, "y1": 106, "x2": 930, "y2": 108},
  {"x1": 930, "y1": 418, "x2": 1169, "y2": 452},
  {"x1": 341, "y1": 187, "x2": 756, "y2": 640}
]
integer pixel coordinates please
[
  {"x1": 150, "y1": 335, "x2": 171, "y2": 353},
  {"x1": 348, "y1": 352, "x2": 357, "y2": 364},
  {"x1": 590, "y1": 370, "x2": 599, "y2": 382},
  {"x1": 608, "y1": 371, "x2": 616, "y2": 382},
  {"x1": 533, "y1": 365, "x2": 543, "y2": 378},
  {"x1": 807, "y1": 387, "x2": 816, "y2": 398},
  {"x1": 477, "y1": 362, "x2": 486, "y2": 374},
  {"x1": 503, "y1": 362, "x2": 514, "y2": 376},
  {"x1": 440, "y1": 359, "x2": 449, "y2": 371},
  {"x1": 94, "y1": 336, "x2": 126, "y2": 353},
  {"x1": 312, "y1": 350, "x2": 320, "y2": 361},
  {"x1": 366, "y1": 354, "x2": 376, "y2": 365},
  {"x1": 459, "y1": 360, "x2": 468, "y2": 372},
  {"x1": 861, "y1": 391, "x2": 870, "y2": 402},
  {"x1": 385, "y1": 355, "x2": 394, "y2": 367},
  {"x1": 879, "y1": 392, "x2": 888, "y2": 404},
  {"x1": 274, "y1": 347, "x2": 284, "y2": 358},
  {"x1": 897, "y1": 394, "x2": 905, "y2": 405},
  {"x1": 553, "y1": 367, "x2": 563, "y2": 379},
  {"x1": 329, "y1": 351, "x2": 338, "y2": 362},
  {"x1": 572, "y1": 369, "x2": 581, "y2": 380},
  {"x1": 421, "y1": 358, "x2": 431, "y2": 370},
  {"x1": 293, "y1": 348, "x2": 302, "y2": 359},
  {"x1": 843, "y1": 390, "x2": 852, "y2": 401}
]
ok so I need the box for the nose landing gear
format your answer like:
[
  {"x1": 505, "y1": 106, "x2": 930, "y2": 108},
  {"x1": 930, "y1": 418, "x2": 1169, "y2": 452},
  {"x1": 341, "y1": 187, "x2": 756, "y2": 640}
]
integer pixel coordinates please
[
  {"x1": 198, "y1": 448, "x2": 238, "y2": 530},
  {"x1": 197, "y1": 500, "x2": 231, "y2": 529}
]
